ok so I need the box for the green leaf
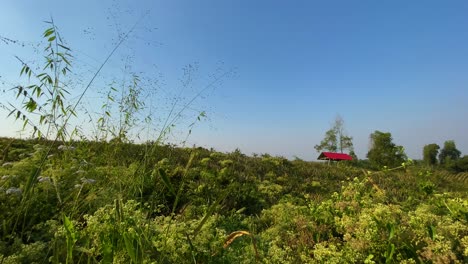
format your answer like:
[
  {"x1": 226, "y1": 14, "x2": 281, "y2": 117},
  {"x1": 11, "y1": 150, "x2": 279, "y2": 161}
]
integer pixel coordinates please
[
  {"x1": 62, "y1": 55, "x2": 71, "y2": 66},
  {"x1": 58, "y1": 43, "x2": 71, "y2": 51},
  {"x1": 385, "y1": 243, "x2": 395, "y2": 263},
  {"x1": 387, "y1": 223, "x2": 395, "y2": 240},
  {"x1": 100, "y1": 236, "x2": 113, "y2": 264},
  {"x1": 43, "y1": 28, "x2": 54, "y2": 37},
  {"x1": 16, "y1": 86, "x2": 23, "y2": 98},
  {"x1": 192, "y1": 190, "x2": 227, "y2": 238},
  {"x1": 157, "y1": 168, "x2": 176, "y2": 196},
  {"x1": 184, "y1": 232, "x2": 198, "y2": 263},
  {"x1": 7, "y1": 109, "x2": 16, "y2": 118},
  {"x1": 63, "y1": 214, "x2": 77, "y2": 264},
  {"x1": 428, "y1": 225, "x2": 435, "y2": 240},
  {"x1": 63, "y1": 214, "x2": 77, "y2": 243},
  {"x1": 123, "y1": 232, "x2": 138, "y2": 264},
  {"x1": 365, "y1": 254, "x2": 374, "y2": 262},
  {"x1": 26, "y1": 99, "x2": 37, "y2": 112},
  {"x1": 36, "y1": 87, "x2": 42, "y2": 97}
]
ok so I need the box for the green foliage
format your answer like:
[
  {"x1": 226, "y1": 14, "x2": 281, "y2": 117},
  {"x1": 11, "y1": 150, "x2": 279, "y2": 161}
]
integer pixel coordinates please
[
  {"x1": 63, "y1": 214, "x2": 77, "y2": 264},
  {"x1": 453, "y1": 156, "x2": 468, "y2": 172},
  {"x1": 1, "y1": 137, "x2": 467, "y2": 263},
  {"x1": 367, "y1": 130, "x2": 407, "y2": 168},
  {"x1": 3, "y1": 20, "x2": 75, "y2": 141},
  {"x1": 439, "y1": 140, "x2": 462, "y2": 166},
  {"x1": 423, "y1": 143, "x2": 440, "y2": 166},
  {"x1": 315, "y1": 128, "x2": 338, "y2": 153},
  {"x1": 315, "y1": 115, "x2": 353, "y2": 154}
]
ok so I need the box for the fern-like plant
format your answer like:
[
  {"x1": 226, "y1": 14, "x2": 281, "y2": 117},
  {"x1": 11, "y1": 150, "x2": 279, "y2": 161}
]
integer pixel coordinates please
[{"x1": 5, "y1": 19, "x2": 75, "y2": 141}]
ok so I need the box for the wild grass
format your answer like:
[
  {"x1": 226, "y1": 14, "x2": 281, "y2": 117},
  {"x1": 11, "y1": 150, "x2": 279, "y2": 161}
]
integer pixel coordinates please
[{"x1": 1, "y1": 137, "x2": 467, "y2": 263}]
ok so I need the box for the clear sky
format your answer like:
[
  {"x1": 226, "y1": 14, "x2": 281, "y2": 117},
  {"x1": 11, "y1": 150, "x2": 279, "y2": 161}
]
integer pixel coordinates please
[{"x1": 1, "y1": 0, "x2": 467, "y2": 160}]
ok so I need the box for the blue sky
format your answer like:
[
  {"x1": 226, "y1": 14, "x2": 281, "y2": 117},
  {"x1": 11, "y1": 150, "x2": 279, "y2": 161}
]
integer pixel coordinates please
[{"x1": 1, "y1": 0, "x2": 467, "y2": 160}]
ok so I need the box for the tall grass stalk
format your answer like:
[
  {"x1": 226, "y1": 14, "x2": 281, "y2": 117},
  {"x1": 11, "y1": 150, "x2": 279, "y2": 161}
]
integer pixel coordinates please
[{"x1": 6, "y1": 14, "x2": 146, "y2": 246}]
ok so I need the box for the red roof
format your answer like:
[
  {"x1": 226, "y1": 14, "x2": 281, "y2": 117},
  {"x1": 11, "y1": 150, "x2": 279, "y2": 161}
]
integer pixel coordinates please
[{"x1": 318, "y1": 152, "x2": 353, "y2": 161}]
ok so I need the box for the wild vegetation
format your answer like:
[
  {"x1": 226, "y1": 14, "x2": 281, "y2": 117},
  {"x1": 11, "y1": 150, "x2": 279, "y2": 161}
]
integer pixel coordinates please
[
  {"x1": 0, "y1": 137, "x2": 467, "y2": 263},
  {"x1": 1, "y1": 22, "x2": 468, "y2": 264}
]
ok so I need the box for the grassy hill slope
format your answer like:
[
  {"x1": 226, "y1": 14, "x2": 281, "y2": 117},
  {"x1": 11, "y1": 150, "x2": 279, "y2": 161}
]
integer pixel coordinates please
[{"x1": 1, "y1": 137, "x2": 467, "y2": 263}]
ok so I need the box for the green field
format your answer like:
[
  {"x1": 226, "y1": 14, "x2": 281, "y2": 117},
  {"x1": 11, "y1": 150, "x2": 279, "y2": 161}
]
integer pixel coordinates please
[{"x1": 1, "y1": 137, "x2": 467, "y2": 263}]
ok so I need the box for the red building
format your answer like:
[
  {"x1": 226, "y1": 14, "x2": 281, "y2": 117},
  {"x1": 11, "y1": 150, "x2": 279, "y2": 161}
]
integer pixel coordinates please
[{"x1": 317, "y1": 152, "x2": 353, "y2": 162}]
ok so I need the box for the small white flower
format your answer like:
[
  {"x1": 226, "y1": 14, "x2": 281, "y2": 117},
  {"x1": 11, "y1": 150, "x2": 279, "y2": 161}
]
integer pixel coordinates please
[
  {"x1": 81, "y1": 178, "x2": 96, "y2": 184},
  {"x1": 6, "y1": 187, "x2": 22, "y2": 196},
  {"x1": 33, "y1": 144, "x2": 43, "y2": 150},
  {"x1": 2, "y1": 162, "x2": 14, "y2": 168},
  {"x1": 58, "y1": 145, "x2": 76, "y2": 151},
  {"x1": 38, "y1": 176, "x2": 51, "y2": 183}
]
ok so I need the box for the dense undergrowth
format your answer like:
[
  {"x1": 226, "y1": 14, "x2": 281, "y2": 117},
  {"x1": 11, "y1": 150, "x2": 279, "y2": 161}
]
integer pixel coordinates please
[{"x1": 0, "y1": 137, "x2": 467, "y2": 263}]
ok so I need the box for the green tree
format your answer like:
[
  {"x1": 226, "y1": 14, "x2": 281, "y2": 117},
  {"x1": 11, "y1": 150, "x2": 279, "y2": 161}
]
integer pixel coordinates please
[
  {"x1": 439, "y1": 140, "x2": 461, "y2": 165},
  {"x1": 367, "y1": 130, "x2": 407, "y2": 168},
  {"x1": 423, "y1": 143, "x2": 440, "y2": 166},
  {"x1": 314, "y1": 115, "x2": 353, "y2": 153},
  {"x1": 315, "y1": 129, "x2": 338, "y2": 153},
  {"x1": 454, "y1": 155, "x2": 468, "y2": 172}
]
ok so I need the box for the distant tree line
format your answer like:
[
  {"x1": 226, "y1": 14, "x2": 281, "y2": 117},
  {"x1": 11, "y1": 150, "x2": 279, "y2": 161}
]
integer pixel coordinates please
[
  {"x1": 423, "y1": 140, "x2": 467, "y2": 172},
  {"x1": 315, "y1": 116, "x2": 407, "y2": 168},
  {"x1": 316, "y1": 116, "x2": 467, "y2": 172}
]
